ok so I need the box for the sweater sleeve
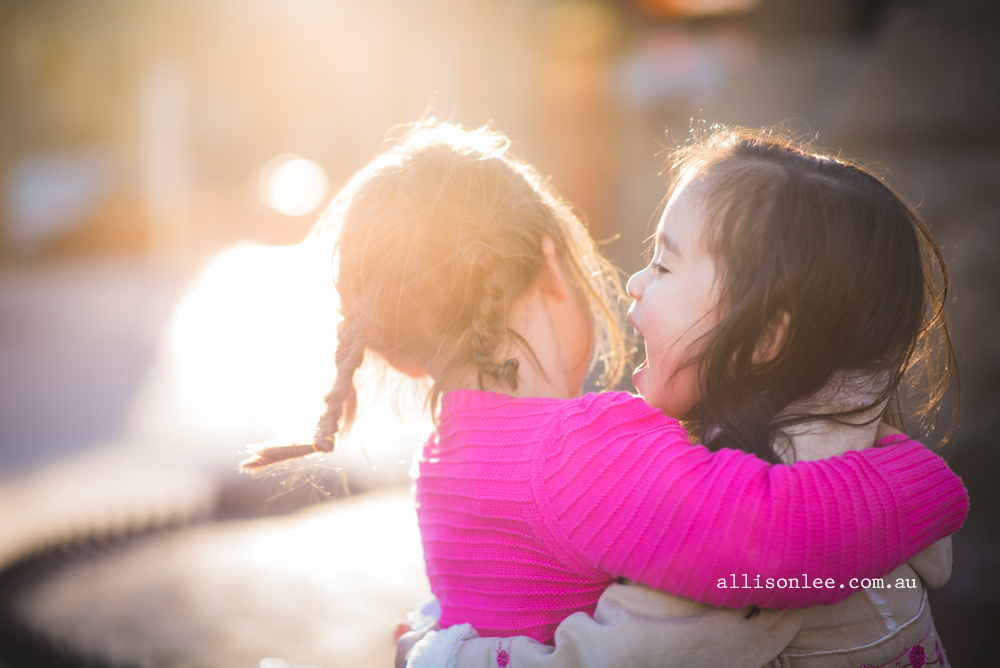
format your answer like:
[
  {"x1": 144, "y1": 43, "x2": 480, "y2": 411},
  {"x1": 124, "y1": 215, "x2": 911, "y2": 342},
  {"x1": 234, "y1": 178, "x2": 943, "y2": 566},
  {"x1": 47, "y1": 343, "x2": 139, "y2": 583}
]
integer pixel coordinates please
[{"x1": 531, "y1": 392, "x2": 968, "y2": 609}]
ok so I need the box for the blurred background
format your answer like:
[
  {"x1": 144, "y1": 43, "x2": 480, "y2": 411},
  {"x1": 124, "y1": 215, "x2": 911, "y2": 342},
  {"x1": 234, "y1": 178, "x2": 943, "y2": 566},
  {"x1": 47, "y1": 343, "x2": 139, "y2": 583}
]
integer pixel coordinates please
[{"x1": 0, "y1": 0, "x2": 998, "y2": 666}]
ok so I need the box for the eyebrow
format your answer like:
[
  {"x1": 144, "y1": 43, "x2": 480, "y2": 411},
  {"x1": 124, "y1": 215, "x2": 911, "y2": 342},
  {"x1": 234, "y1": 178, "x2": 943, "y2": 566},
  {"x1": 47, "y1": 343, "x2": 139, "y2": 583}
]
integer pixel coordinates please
[{"x1": 659, "y1": 229, "x2": 681, "y2": 256}]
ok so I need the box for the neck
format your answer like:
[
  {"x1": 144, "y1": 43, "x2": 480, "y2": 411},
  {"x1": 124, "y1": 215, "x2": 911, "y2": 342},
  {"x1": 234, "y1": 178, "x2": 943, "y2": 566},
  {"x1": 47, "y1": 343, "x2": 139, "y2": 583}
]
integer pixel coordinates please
[
  {"x1": 780, "y1": 410, "x2": 882, "y2": 463},
  {"x1": 778, "y1": 373, "x2": 889, "y2": 463},
  {"x1": 437, "y1": 286, "x2": 586, "y2": 400}
]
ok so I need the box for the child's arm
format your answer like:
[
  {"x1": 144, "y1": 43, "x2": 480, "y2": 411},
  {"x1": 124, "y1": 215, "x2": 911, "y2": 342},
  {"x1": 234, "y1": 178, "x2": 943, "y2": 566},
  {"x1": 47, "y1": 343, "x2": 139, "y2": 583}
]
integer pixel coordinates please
[
  {"x1": 405, "y1": 583, "x2": 803, "y2": 668},
  {"x1": 534, "y1": 392, "x2": 967, "y2": 609}
]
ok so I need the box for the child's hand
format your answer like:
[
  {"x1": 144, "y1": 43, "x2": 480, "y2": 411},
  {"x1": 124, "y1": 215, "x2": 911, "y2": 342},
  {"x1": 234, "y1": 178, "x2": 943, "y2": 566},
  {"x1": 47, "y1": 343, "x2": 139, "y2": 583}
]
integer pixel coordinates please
[{"x1": 395, "y1": 623, "x2": 440, "y2": 668}]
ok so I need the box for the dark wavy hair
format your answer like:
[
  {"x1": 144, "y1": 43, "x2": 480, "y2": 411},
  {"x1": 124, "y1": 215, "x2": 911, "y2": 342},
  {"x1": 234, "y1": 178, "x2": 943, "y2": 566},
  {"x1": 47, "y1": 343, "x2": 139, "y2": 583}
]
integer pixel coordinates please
[{"x1": 668, "y1": 127, "x2": 956, "y2": 464}]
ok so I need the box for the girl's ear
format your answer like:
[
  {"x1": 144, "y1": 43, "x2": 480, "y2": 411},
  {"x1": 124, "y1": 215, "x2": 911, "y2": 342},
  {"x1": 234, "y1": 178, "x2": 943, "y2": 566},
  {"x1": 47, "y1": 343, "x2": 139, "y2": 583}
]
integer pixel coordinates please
[
  {"x1": 540, "y1": 235, "x2": 571, "y2": 302},
  {"x1": 754, "y1": 309, "x2": 790, "y2": 364}
]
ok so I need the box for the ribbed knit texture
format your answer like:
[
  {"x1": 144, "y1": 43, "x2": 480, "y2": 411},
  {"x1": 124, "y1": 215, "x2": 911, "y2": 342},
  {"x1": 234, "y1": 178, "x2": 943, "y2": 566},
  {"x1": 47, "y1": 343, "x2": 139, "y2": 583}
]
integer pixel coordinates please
[{"x1": 416, "y1": 390, "x2": 968, "y2": 644}]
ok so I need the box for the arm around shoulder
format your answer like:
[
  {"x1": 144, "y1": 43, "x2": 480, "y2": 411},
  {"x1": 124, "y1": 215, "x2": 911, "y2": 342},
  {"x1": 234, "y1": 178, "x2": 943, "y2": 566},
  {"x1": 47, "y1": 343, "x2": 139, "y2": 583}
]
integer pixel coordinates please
[{"x1": 534, "y1": 397, "x2": 968, "y2": 609}]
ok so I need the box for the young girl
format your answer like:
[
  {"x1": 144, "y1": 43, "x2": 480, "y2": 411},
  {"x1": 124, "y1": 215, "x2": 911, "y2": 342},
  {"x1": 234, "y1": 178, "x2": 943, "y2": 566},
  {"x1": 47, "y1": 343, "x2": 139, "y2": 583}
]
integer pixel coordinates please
[
  {"x1": 241, "y1": 122, "x2": 966, "y2": 650},
  {"x1": 404, "y1": 126, "x2": 963, "y2": 668}
]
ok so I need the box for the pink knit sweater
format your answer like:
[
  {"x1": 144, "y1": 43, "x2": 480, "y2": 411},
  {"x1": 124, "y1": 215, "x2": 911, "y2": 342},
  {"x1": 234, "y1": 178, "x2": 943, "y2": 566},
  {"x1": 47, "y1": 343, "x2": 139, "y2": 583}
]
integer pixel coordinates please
[{"x1": 415, "y1": 390, "x2": 968, "y2": 644}]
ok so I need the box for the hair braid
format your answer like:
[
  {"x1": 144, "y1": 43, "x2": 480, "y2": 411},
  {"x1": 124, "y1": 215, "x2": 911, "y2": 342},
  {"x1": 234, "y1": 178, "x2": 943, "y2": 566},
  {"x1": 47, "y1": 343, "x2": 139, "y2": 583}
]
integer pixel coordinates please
[
  {"x1": 470, "y1": 251, "x2": 520, "y2": 390},
  {"x1": 240, "y1": 319, "x2": 365, "y2": 470},
  {"x1": 314, "y1": 319, "x2": 365, "y2": 444}
]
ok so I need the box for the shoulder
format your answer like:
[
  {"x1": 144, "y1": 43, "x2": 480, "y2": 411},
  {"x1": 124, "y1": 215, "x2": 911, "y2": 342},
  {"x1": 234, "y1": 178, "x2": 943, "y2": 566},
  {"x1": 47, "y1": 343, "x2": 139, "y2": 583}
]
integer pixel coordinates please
[
  {"x1": 440, "y1": 389, "x2": 674, "y2": 426},
  {"x1": 533, "y1": 392, "x2": 692, "y2": 480},
  {"x1": 438, "y1": 390, "x2": 567, "y2": 428},
  {"x1": 555, "y1": 391, "x2": 687, "y2": 439},
  {"x1": 874, "y1": 432, "x2": 923, "y2": 448}
]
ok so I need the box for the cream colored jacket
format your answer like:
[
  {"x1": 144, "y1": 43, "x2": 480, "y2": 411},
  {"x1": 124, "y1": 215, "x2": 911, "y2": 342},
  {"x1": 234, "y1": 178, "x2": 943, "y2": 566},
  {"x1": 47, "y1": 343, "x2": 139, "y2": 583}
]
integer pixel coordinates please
[{"x1": 408, "y1": 538, "x2": 950, "y2": 668}]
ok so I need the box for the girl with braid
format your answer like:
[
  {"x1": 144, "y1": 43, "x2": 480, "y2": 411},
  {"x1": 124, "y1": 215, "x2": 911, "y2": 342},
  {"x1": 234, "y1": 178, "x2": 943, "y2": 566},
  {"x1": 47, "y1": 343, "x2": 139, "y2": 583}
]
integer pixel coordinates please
[{"x1": 240, "y1": 122, "x2": 966, "y2": 663}]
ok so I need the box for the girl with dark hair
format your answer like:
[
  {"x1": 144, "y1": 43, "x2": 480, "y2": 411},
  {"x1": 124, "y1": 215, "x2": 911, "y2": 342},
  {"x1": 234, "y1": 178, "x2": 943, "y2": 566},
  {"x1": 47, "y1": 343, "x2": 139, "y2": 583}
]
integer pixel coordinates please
[
  {"x1": 406, "y1": 127, "x2": 961, "y2": 668},
  {"x1": 237, "y1": 121, "x2": 964, "y2": 667}
]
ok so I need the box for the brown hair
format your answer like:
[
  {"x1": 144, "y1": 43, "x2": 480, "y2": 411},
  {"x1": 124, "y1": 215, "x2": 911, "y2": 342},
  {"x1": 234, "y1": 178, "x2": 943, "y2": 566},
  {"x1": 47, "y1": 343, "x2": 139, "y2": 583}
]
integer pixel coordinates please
[
  {"x1": 665, "y1": 126, "x2": 956, "y2": 463},
  {"x1": 242, "y1": 121, "x2": 626, "y2": 469}
]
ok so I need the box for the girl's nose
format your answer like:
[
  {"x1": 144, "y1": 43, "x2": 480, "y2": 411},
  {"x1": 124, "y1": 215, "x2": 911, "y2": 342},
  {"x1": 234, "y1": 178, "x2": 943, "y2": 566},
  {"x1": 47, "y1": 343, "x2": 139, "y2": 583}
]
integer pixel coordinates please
[{"x1": 626, "y1": 269, "x2": 646, "y2": 300}]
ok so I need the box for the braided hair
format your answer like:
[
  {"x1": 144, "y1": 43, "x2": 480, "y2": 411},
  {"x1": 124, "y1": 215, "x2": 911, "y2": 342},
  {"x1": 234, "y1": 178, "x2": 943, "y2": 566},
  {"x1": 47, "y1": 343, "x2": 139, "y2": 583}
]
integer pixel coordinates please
[{"x1": 241, "y1": 121, "x2": 626, "y2": 470}]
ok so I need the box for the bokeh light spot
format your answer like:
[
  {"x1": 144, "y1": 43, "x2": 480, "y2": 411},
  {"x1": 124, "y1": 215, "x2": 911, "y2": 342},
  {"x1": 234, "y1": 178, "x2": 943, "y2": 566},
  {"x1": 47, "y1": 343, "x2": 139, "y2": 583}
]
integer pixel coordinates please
[{"x1": 258, "y1": 154, "x2": 329, "y2": 216}]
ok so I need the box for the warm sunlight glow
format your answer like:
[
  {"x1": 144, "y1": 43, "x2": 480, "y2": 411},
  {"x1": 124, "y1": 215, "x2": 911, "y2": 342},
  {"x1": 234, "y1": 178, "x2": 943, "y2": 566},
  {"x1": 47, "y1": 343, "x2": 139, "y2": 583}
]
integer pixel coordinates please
[
  {"x1": 259, "y1": 155, "x2": 329, "y2": 216},
  {"x1": 130, "y1": 239, "x2": 431, "y2": 483}
]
